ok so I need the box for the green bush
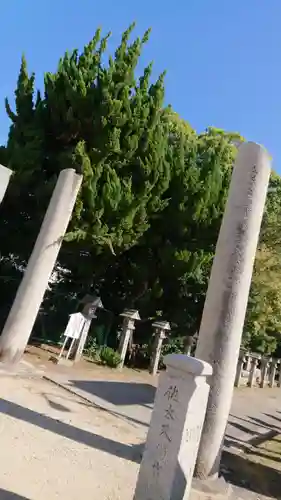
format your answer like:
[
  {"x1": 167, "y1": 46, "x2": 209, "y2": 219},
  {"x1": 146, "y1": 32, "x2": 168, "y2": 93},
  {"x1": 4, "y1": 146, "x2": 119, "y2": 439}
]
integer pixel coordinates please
[
  {"x1": 99, "y1": 347, "x2": 121, "y2": 368},
  {"x1": 84, "y1": 338, "x2": 100, "y2": 361},
  {"x1": 159, "y1": 337, "x2": 185, "y2": 369}
]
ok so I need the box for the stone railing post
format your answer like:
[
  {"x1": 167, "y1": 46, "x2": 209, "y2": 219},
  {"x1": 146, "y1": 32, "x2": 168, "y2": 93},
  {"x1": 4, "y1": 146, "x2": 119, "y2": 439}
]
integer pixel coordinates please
[
  {"x1": 244, "y1": 352, "x2": 251, "y2": 371},
  {"x1": 234, "y1": 353, "x2": 246, "y2": 387},
  {"x1": 134, "y1": 353, "x2": 212, "y2": 500},
  {"x1": 260, "y1": 357, "x2": 270, "y2": 388},
  {"x1": 247, "y1": 355, "x2": 260, "y2": 387},
  {"x1": 149, "y1": 321, "x2": 170, "y2": 376},
  {"x1": 269, "y1": 359, "x2": 278, "y2": 388},
  {"x1": 277, "y1": 360, "x2": 281, "y2": 388}
]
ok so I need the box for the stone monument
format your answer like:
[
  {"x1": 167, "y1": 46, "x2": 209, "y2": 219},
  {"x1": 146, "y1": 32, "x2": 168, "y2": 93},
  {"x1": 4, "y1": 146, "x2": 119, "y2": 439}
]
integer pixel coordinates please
[
  {"x1": 0, "y1": 168, "x2": 82, "y2": 364},
  {"x1": 194, "y1": 142, "x2": 271, "y2": 479},
  {"x1": 134, "y1": 353, "x2": 212, "y2": 500}
]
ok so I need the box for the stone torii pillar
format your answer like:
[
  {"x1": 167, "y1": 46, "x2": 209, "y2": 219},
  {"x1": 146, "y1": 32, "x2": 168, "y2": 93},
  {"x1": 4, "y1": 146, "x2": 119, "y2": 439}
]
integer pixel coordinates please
[
  {"x1": 0, "y1": 169, "x2": 82, "y2": 364},
  {"x1": 194, "y1": 142, "x2": 271, "y2": 480}
]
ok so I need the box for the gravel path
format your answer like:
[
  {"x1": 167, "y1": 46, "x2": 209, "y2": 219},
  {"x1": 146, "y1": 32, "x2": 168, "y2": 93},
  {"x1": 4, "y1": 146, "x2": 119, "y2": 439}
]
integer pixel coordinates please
[
  {"x1": 0, "y1": 366, "x2": 280, "y2": 499},
  {"x1": 0, "y1": 376, "x2": 142, "y2": 500}
]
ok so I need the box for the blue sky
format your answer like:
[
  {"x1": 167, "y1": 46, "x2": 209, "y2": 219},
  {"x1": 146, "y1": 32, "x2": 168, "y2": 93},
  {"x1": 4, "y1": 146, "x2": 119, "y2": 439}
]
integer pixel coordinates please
[{"x1": 1, "y1": 1, "x2": 280, "y2": 170}]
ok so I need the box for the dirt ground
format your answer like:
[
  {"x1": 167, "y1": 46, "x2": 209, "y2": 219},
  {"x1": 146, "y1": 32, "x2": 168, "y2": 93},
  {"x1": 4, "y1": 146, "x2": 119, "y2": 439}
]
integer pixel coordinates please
[
  {"x1": 0, "y1": 374, "x2": 142, "y2": 500},
  {"x1": 24, "y1": 343, "x2": 158, "y2": 384},
  {"x1": 10, "y1": 344, "x2": 281, "y2": 499}
]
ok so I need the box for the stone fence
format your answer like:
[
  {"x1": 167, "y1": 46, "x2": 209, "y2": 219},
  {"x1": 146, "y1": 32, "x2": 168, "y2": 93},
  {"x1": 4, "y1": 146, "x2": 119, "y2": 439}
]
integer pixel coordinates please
[{"x1": 234, "y1": 349, "x2": 281, "y2": 388}]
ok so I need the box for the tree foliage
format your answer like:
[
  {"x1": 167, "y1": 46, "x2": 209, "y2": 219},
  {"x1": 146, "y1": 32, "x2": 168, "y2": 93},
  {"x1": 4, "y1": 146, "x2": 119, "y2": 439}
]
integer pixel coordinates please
[{"x1": 244, "y1": 173, "x2": 281, "y2": 354}]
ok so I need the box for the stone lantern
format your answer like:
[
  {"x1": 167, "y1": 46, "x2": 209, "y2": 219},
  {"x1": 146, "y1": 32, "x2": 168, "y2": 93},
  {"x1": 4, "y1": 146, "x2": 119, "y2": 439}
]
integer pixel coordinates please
[
  {"x1": 118, "y1": 309, "x2": 140, "y2": 369},
  {"x1": 72, "y1": 295, "x2": 103, "y2": 362},
  {"x1": 0, "y1": 164, "x2": 12, "y2": 204},
  {"x1": 149, "y1": 320, "x2": 171, "y2": 376}
]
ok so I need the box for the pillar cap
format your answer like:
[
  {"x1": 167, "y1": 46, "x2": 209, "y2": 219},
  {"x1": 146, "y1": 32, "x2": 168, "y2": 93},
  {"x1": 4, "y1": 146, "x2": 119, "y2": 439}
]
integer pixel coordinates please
[
  {"x1": 152, "y1": 320, "x2": 171, "y2": 330},
  {"x1": 164, "y1": 353, "x2": 213, "y2": 377},
  {"x1": 79, "y1": 295, "x2": 103, "y2": 309},
  {"x1": 120, "y1": 309, "x2": 140, "y2": 320}
]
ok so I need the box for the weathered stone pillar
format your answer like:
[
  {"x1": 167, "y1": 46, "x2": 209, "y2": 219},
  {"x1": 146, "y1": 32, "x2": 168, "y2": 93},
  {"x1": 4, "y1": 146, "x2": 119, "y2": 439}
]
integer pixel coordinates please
[
  {"x1": 118, "y1": 309, "x2": 140, "y2": 369},
  {"x1": 260, "y1": 357, "x2": 270, "y2": 388},
  {"x1": 269, "y1": 359, "x2": 278, "y2": 388},
  {"x1": 194, "y1": 142, "x2": 271, "y2": 479},
  {"x1": 277, "y1": 360, "x2": 281, "y2": 388},
  {"x1": 0, "y1": 164, "x2": 12, "y2": 204},
  {"x1": 184, "y1": 335, "x2": 195, "y2": 356},
  {"x1": 234, "y1": 353, "x2": 246, "y2": 387},
  {"x1": 149, "y1": 321, "x2": 170, "y2": 376},
  {"x1": 134, "y1": 354, "x2": 212, "y2": 500},
  {"x1": 244, "y1": 352, "x2": 251, "y2": 371},
  {"x1": 247, "y1": 356, "x2": 260, "y2": 387},
  {"x1": 0, "y1": 169, "x2": 82, "y2": 364}
]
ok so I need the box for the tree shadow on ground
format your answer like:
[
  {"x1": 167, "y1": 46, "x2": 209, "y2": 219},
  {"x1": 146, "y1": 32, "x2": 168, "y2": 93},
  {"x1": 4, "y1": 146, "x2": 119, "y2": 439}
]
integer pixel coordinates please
[
  {"x1": 0, "y1": 489, "x2": 31, "y2": 499},
  {"x1": 0, "y1": 398, "x2": 142, "y2": 464},
  {"x1": 69, "y1": 380, "x2": 156, "y2": 407},
  {"x1": 45, "y1": 378, "x2": 151, "y2": 429},
  {"x1": 221, "y1": 450, "x2": 281, "y2": 499}
]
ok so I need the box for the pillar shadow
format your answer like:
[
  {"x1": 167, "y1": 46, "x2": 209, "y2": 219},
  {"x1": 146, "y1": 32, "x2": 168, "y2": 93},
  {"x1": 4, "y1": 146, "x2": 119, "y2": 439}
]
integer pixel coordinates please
[
  {"x1": 248, "y1": 415, "x2": 280, "y2": 432},
  {"x1": 0, "y1": 489, "x2": 31, "y2": 499},
  {"x1": 263, "y1": 412, "x2": 281, "y2": 425},
  {"x1": 0, "y1": 398, "x2": 142, "y2": 464},
  {"x1": 69, "y1": 380, "x2": 156, "y2": 407},
  {"x1": 221, "y1": 450, "x2": 281, "y2": 499}
]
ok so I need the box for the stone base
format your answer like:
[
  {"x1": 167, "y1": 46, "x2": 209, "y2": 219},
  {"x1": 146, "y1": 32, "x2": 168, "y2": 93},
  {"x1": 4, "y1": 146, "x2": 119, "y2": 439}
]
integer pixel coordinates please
[
  {"x1": 190, "y1": 477, "x2": 232, "y2": 500},
  {"x1": 50, "y1": 356, "x2": 74, "y2": 367}
]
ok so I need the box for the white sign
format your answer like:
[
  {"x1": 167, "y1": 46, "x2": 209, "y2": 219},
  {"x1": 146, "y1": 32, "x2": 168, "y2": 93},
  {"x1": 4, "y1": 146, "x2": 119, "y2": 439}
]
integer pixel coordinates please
[{"x1": 63, "y1": 312, "x2": 86, "y2": 340}]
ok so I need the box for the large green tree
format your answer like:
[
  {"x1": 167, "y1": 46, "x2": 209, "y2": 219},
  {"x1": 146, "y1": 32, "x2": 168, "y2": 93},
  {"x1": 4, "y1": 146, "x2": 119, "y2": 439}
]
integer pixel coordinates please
[
  {"x1": 2, "y1": 23, "x2": 280, "y2": 357},
  {"x1": 0, "y1": 24, "x2": 176, "y2": 328},
  {"x1": 96, "y1": 127, "x2": 238, "y2": 339}
]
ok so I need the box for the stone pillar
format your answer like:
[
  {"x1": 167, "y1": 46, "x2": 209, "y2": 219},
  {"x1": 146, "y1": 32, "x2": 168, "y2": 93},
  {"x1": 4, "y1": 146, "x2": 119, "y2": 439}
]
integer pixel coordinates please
[
  {"x1": 247, "y1": 356, "x2": 260, "y2": 387},
  {"x1": 194, "y1": 142, "x2": 271, "y2": 479},
  {"x1": 118, "y1": 309, "x2": 140, "y2": 369},
  {"x1": 149, "y1": 321, "x2": 170, "y2": 376},
  {"x1": 260, "y1": 358, "x2": 270, "y2": 388},
  {"x1": 134, "y1": 354, "x2": 212, "y2": 500},
  {"x1": 277, "y1": 360, "x2": 281, "y2": 388},
  {"x1": 0, "y1": 169, "x2": 82, "y2": 364},
  {"x1": 269, "y1": 359, "x2": 277, "y2": 388},
  {"x1": 244, "y1": 352, "x2": 251, "y2": 372},
  {"x1": 0, "y1": 164, "x2": 12, "y2": 204},
  {"x1": 184, "y1": 335, "x2": 194, "y2": 356},
  {"x1": 234, "y1": 353, "x2": 246, "y2": 387}
]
